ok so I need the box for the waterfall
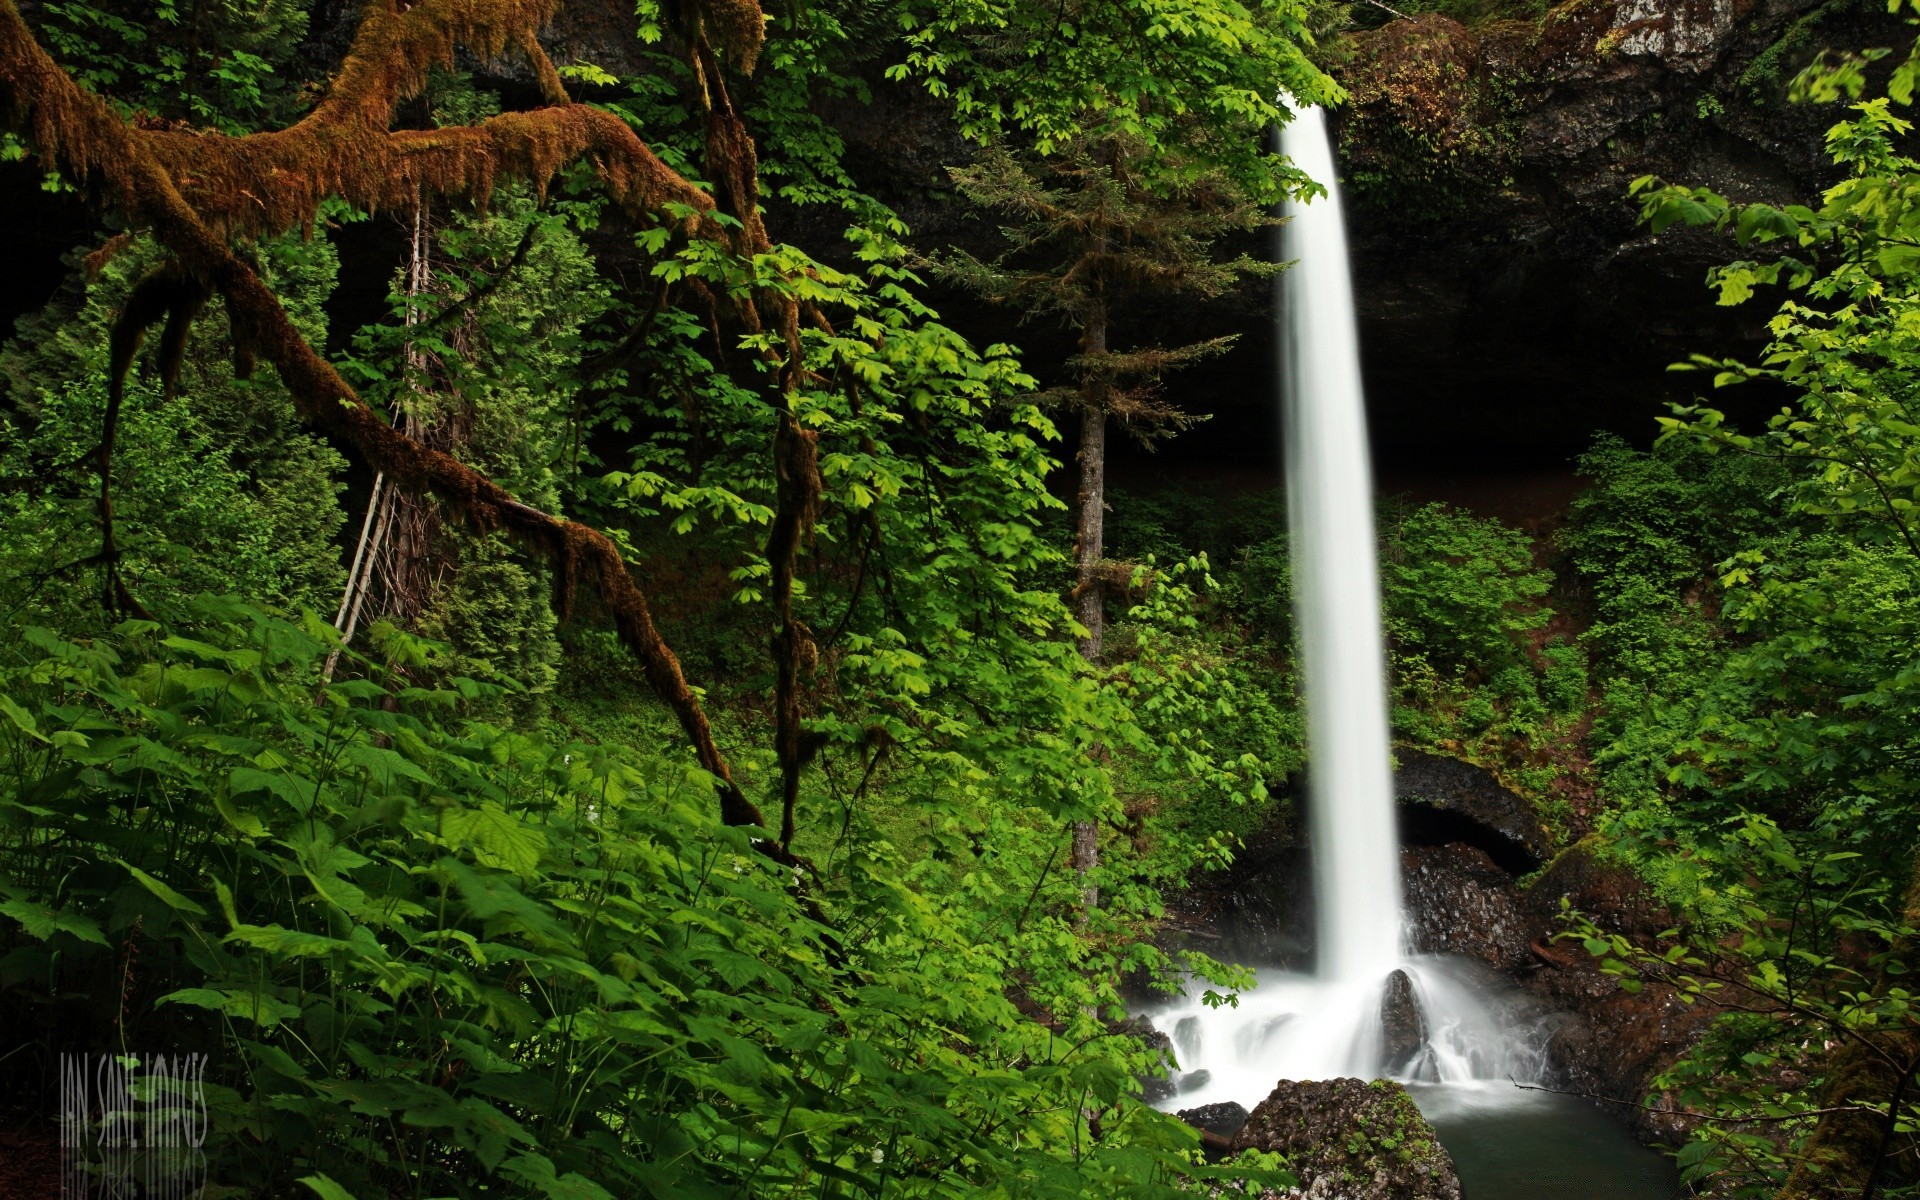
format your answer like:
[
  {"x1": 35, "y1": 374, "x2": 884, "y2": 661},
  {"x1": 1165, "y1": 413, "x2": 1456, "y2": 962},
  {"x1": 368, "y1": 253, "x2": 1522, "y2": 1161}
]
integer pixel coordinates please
[
  {"x1": 1139, "y1": 107, "x2": 1551, "y2": 1105},
  {"x1": 1280, "y1": 105, "x2": 1403, "y2": 985}
]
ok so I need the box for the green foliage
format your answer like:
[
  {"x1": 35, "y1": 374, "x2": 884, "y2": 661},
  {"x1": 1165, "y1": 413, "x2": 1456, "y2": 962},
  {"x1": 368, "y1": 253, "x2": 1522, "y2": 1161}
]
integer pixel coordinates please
[
  {"x1": 29, "y1": 0, "x2": 312, "y2": 132},
  {"x1": 888, "y1": 0, "x2": 1340, "y2": 205},
  {"x1": 1564, "y1": 816, "x2": 1916, "y2": 1194},
  {"x1": 1559, "y1": 19, "x2": 1920, "y2": 1187},
  {"x1": 1106, "y1": 556, "x2": 1303, "y2": 854},
  {"x1": 1382, "y1": 501, "x2": 1549, "y2": 682},
  {"x1": 0, "y1": 3, "x2": 1369, "y2": 1195},
  {"x1": 1733, "y1": 0, "x2": 1856, "y2": 103},
  {"x1": 0, "y1": 600, "x2": 1289, "y2": 1198},
  {"x1": 1103, "y1": 484, "x2": 1577, "y2": 825},
  {"x1": 0, "y1": 233, "x2": 347, "y2": 628},
  {"x1": 1378, "y1": 502, "x2": 1576, "y2": 772}
]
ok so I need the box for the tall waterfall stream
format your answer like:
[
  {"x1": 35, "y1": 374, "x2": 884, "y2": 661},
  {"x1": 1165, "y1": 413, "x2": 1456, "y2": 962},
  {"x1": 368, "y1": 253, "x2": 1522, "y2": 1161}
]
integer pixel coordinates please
[{"x1": 1141, "y1": 108, "x2": 1680, "y2": 1198}]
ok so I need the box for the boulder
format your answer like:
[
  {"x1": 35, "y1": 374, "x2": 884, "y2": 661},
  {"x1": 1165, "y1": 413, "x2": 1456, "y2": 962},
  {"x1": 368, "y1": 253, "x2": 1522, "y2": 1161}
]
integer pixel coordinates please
[
  {"x1": 1233, "y1": 1078, "x2": 1461, "y2": 1200},
  {"x1": 1177, "y1": 1101, "x2": 1251, "y2": 1139},
  {"x1": 1379, "y1": 970, "x2": 1429, "y2": 1078}
]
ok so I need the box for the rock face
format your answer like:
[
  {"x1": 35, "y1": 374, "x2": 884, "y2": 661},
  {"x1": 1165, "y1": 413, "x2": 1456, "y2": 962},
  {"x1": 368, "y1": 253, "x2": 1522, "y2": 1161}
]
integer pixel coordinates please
[
  {"x1": 1233, "y1": 1078, "x2": 1462, "y2": 1200},
  {"x1": 1161, "y1": 754, "x2": 1547, "y2": 972},
  {"x1": 1157, "y1": 832, "x2": 1315, "y2": 970},
  {"x1": 1402, "y1": 843, "x2": 1535, "y2": 969},
  {"x1": 1396, "y1": 749, "x2": 1552, "y2": 869},
  {"x1": 1379, "y1": 969, "x2": 1430, "y2": 1077},
  {"x1": 1518, "y1": 844, "x2": 1712, "y2": 1141},
  {"x1": 1333, "y1": 0, "x2": 1911, "y2": 468}
]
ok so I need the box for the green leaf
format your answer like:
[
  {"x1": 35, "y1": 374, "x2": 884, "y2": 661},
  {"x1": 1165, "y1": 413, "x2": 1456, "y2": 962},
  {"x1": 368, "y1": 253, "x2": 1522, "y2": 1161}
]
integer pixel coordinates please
[
  {"x1": 442, "y1": 803, "x2": 547, "y2": 877},
  {"x1": 0, "y1": 693, "x2": 46, "y2": 742},
  {"x1": 214, "y1": 793, "x2": 269, "y2": 839},
  {"x1": 501, "y1": 1153, "x2": 617, "y2": 1200},
  {"x1": 160, "y1": 987, "x2": 304, "y2": 1028},
  {"x1": 116, "y1": 862, "x2": 208, "y2": 916},
  {"x1": 298, "y1": 1174, "x2": 360, "y2": 1200},
  {"x1": 230, "y1": 766, "x2": 316, "y2": 815},
  {"x1": 0, "y1": 898, "x2": 108, "y2": 946}
]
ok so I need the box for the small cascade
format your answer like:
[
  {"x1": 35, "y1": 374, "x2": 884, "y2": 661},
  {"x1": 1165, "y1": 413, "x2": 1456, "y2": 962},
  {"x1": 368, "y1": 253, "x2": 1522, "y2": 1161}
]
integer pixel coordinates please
[
  {"x1": 1143, "y1": 107, "x2": 1549, "y2": 1108},
  {"x1": 1149, "y1": 957, "x2": 1552, "y2": 1108}
]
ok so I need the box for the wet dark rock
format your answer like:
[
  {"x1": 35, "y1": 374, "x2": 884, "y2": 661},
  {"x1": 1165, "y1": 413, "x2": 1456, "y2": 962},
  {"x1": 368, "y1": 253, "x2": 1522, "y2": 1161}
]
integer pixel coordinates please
[
  {"x1": 1379, "y1": 969, "x2": 1430, "y2": 1077},
  {"x1": 1396, "y1": 749, "x2": 1552, "y2": 870},
  {"x1": 1233, "y1": 1078, "x2": 1462, "y2": 1200},
  {"x1": 1336, "y1": 0, "x2": 1911, "y2": 469},
  {"x1": 1159, "y1": 833, "x2": 1314, "y2": 970},
  {"x1": 1177, "y1": 1069, "x2": 1213, "y2": 1094},
  {"x1": 1402, "y1": 843, "x2": 1535, "y2": 970},
  {"x1": 1177, "y1": 1101, "x2": 1251, "y2": 1139},
  {"x1": 1523, "y1": 840, "x2": 1675, "y2": 942},
  {"x1": 1518, "y1": 844, "x2": 1711, "y2": 1141}
]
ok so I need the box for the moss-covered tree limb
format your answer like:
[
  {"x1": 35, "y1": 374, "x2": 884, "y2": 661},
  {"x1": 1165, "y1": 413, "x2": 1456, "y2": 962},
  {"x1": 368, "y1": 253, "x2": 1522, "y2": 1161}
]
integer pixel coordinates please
[{"x1": 0, "y1": 0, "x2": 774, "y2": 831}]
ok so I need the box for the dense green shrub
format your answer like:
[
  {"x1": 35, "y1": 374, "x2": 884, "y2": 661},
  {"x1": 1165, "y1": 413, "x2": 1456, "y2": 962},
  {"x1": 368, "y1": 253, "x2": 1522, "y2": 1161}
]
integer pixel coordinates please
[
  {"x1": 1381, "y1": 501, "x2": 1550, "y2": 680},
  {"x1": 0, "y1": 599, "x2": 1279, "y2": 1199}
]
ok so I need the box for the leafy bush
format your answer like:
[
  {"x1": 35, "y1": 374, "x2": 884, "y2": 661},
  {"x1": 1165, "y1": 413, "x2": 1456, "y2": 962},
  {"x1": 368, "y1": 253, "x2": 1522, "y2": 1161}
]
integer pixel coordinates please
[
  {"x1": 0, "y1": 234, "x2": 347, "y2": 630},
  {"x1": 0, "y1": 598, "x2": 1278, "y2": 1199},
  {"x1": 1381, "y1": 501, "x2": 1550, "y2": 680}
]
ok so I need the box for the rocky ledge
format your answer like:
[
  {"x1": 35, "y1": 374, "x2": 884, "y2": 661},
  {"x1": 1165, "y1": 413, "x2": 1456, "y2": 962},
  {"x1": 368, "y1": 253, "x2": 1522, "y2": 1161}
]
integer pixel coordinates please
[
  {"x1": 1396, "y1": 749, "x2": 1553, "y2": 869},
  {"x1": 1232, "y1": 1078, "x2": 1462, "y2": 1200}
]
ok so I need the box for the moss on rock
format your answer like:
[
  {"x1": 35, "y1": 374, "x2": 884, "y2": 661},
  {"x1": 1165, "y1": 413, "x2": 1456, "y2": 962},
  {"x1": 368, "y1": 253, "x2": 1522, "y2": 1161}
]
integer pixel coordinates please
[{"x1": 1232, "y1": 1076, "x2": 1462, "y2": 1199}]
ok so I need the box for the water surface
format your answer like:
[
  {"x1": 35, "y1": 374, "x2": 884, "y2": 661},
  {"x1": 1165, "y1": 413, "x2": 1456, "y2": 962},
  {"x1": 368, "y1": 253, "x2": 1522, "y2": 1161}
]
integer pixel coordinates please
[{"x1": 1409, "y1": 1084, "x2": 1682, "y2": 1200}]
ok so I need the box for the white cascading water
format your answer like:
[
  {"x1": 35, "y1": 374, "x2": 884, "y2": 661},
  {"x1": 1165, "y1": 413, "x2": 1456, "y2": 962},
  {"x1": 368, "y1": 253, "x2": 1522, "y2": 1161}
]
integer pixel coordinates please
[
  {"x1": 1281, "y1": 105, "x2": 1402, "y2": 988},
  {"x1": 1143, "y1": 106, "x2": 1548, "y2": 1109}
]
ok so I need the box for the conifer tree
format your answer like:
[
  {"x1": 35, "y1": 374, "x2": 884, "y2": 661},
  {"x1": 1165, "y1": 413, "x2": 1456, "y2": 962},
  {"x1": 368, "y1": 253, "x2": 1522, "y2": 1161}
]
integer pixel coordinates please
[{"x1": 939, "y1": 130, "x2": 1278, "y2": 902}]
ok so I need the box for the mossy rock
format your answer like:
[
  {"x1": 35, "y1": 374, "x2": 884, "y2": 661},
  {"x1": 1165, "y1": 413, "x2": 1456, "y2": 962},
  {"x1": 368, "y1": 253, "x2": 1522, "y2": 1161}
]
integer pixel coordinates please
[{"x1": 1232, "y1": 1077, "x2": 1461, "y2": 1199}]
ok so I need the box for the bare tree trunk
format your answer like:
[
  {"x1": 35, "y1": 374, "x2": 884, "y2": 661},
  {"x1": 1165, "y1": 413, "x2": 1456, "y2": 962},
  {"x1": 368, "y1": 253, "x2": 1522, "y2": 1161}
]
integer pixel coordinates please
[
  {"x1": 376, "y1": 202, "x2": 444, "y2": 624},
  {"x1": 322, "y1": 200, "x2": 444, "y2": 685},
  {"x1": 321, "y1": 474, "x2": 393, "y2": 684},
  {"x1": 1074, "y1": 402, "x2": 1108, "y2": 662},
  {"x1": 1071, "y1": 302, "x2": 1108, "y2": 914}
]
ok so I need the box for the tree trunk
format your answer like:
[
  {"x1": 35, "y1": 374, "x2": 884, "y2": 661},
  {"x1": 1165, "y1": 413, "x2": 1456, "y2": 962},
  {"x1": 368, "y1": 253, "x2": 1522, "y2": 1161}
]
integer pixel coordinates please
[
  {"x1": 1074, "y1": 347, "x2": 1108, "y2": 661},
  {"x1": 1071, "y1": 304, "x2": 1108, "y2": 913}
]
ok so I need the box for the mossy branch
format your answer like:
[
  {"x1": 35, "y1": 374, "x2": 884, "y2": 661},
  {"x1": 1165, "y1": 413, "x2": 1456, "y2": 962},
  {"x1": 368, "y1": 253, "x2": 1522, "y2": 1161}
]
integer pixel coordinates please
[{"x1": 0, "y1": 0, "x2": 772, "y2": 832}]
